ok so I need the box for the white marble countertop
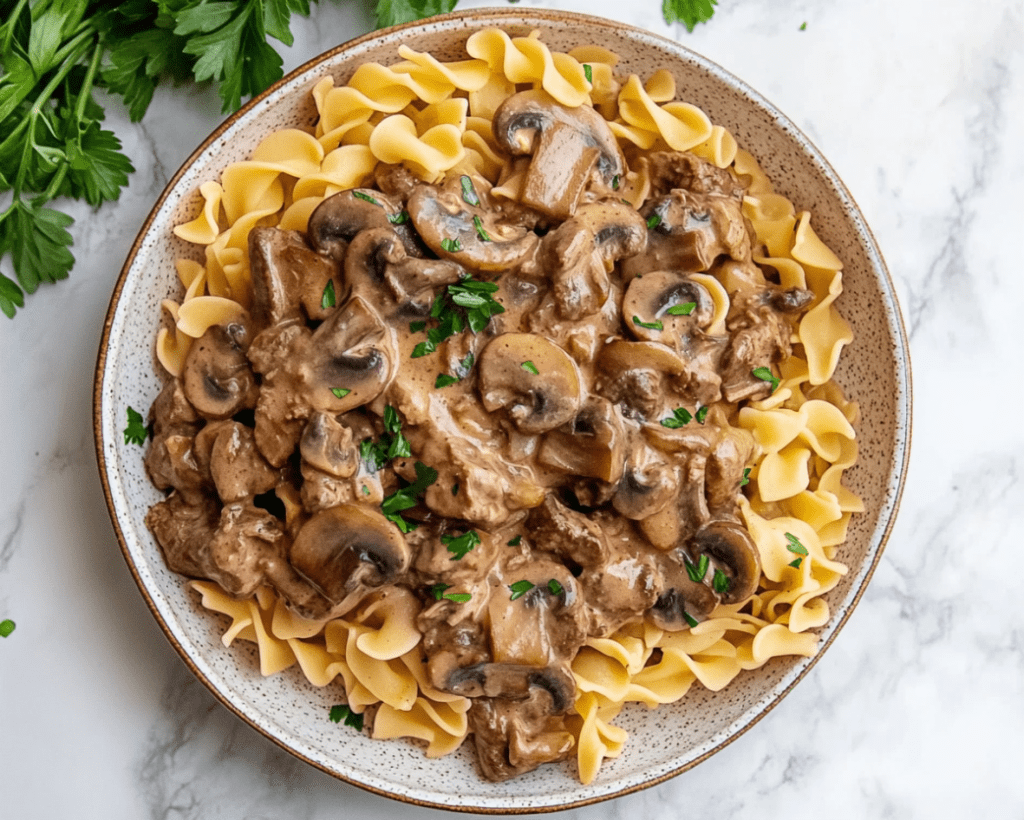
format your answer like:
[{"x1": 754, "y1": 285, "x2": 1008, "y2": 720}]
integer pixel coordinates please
[{"x1": 2, "y1": 0, "x2": 1021, "y2": 817}]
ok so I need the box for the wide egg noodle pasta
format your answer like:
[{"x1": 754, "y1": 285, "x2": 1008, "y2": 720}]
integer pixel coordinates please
[{"x1": 166, "y1": 28, "x2": 865, "y2": 784}]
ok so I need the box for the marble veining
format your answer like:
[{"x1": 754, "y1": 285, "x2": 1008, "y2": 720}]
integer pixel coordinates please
[{"x1": 2, "y1": 0, "x2": 1022, "y2": 818}]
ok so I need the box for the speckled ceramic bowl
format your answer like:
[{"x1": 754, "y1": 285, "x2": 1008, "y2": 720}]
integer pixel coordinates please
[{"x1": 94, "y1": 8, "x2": 911, "y2": 813}]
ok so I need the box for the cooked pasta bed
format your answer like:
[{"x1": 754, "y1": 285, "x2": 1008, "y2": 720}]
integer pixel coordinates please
[{"x1": 142, "y1": 27, "x2": 862, "y2": 784}]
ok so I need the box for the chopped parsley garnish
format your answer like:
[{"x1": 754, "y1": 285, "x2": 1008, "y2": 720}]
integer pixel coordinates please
[
  {"x1": 362, "y1": 485, "x2": 370, "y2": 496},
  {"x1": 473, "y1": 215, "x2": 491, "y2": 242},
  {"x1": 646, "y1": 213, "x2": 662, "y2": 229},
  {"x1": 388, "y1": 210, "x2": 410, "y2": 225},
  {"x1": 331, "y1": 387, "x2": 351, "y2": 399},
  {"x1": 583, "y1": 63, "x2": 593, "y2": 83},
  {"x1": 785, "y1": 532, "x2": 809, "y2": 556},
  {"x1": 685, "y1": 554, "x2": 710, "y2": 583},
  {"x1": 789, "y1": 558, "x2": 804, "y2": 569},
  {"x1": 712, "y1": 569, "x2": 731, "y2": 594},
  {"x1": 752, "y1": 366, "x2": 780, "y2": 392},
  {"x1": 507, "y1": 535, "x2": 522, "y2": 546},
  {"x1": 695, "y1": 405, "x2": 709, "y2": 424},
  {"x1": 666, "y1": 302, "x2": 696, "y2": 316},
  {"x1": 460, "y1": 175, "x2": 480, "y2": 206},
  {"x1": 328, "y1": 704, "x2": 364, "y2": 731},
  {"x1": 434, "y1": 352, "x2": 475, "y2": 388},
  {"x1": 509, "y1": 580, "x2": 535, "y2": 601},
  {"x1": 435, "y1": 373, "x2": 460, "y2": 388},
  {"x1": 662, "y1": 0, "x2": 718, "y2": 32},
  {"x1": 443, "y1": 592, "x2": 472, "y2": 603},
  {"x1": 660, "y1": 407, "x2": 693, "y2": 428},
  {"x1": 612, "y1": 175, "x2": 620, "y2": 191},
  {"x1": 633, "y1": 315, "x2": 663, "y2": 331},
  {"x1": 451, "y1": 482, "x2": 459, "y2": 496},
  {"x1": 321, "y1": 279, "x2": 336, "y2": 309},
  {"x1": 740, "y1": 467, "x2": 751, "y2": 487},
  {"x1": 442, "y1": 529, "x2": 480, "y2": 560},
  {"x1": 521, "y1": 361, "x2": 539, "y2": 375},
  {"x1": 683, "y1": 609, "x2": 699, "y2": 629},
  {"x1": 441, "y1": 237, "x2": 462, "y2": 253},
  {"x1": 547, "y1": 579, "x2": 564, "y2": 596},
  {"x1": 429, "y1": 583, "x2": 451, "y2": 600},
  {"x1": 381, "y1": 461, "x2": 438, "y2": 533},
  {"x1": 124, "y1": 407, "x2": 148, "y2": 446},
  {"x1": 352, "y1": 190, "x2": 380, "y2": 206},
  {"x1": 360, "y1": 405, "x2": 411, "y2": 472},
  {"x1": 412, "y1": 278, "x2": 504, "y2": 357},
  {"x1": 0, "y1": 619, "x2": 15, "y2": 638},
  {"x1": 410, "y1": 320, "x2": 426, "y2": 333},
  {"x1": 799, "y1": 21, "x2": 807, "y2": 30}
]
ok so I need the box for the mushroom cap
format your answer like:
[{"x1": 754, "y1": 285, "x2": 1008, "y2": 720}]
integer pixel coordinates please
[
  {"x1": 566, "y1": 201, "x2": 648, "y2": 265},
  {"x1": 308, "y1": 188, "x2": 420, "y2": 263},
  {"x1": 538, "y1": 397, "x2": 625, "y2": 484},
  {"x1": 647, "y1": 551, "x2": 719, "y2": 630},
  {"x1": 478, "y1": 333, "x2": 583, "y2": 434},
  {"x1": 288, "y1": 504, "x2": 411, "y2": 605},
  {"x1": 448, "y1": 663, "x2": 576, "y2": 714},
  {"x1": 407, "y1": 176, "x2": 539, "y2": 273},
  {"x1": 622, "y1": 271, "x2": 715, "y2": 343},
  {"x1": 691, "y1": 520, "x2": 761, "y2": 604},
  {"x1": 181, "y1": 320, "x2": 259, "y2": 420},
  {"x1": 300, "y1": 411, "x2": 358, "y2": 478},
  {"x1": 612, "y1": 451, "x2": 678, "y2": 520},
  {"x1": 307, "y1": 295, "x2": 397, "y2": 413},
  {"x1": 492, "y1": 90, "x2": 624, "y2": 183}
]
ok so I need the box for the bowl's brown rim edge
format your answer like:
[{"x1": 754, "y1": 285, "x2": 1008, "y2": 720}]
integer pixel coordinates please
[{"x1": 92, "y1": 6, "x2": 914, "y2": 814}]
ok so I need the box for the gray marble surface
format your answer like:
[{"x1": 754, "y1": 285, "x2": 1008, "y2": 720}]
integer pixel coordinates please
[{"x1": 1, "y1": 0, "x2": 1021, "y2": 817}]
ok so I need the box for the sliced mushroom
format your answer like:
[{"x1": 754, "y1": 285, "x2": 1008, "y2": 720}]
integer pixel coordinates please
[
  {"x1": 595, "y1": 339, "x2": 684, "y2": 420},
  {"x1": 288, "y1": 504, "x2": 411, "y2": 613},
  {"x1": 623, "y1": 189, "x2": 751, "y2": 277},
  {"x1": 648, "y1": 550, "x2": 719, "y2": 630},
  {"x1": 181, "y1": 319, "x2": 259, "y2": 420},
  {"x1": 407, "y1": 176, "x2": 539, "y2": 273},
  {"x1": 449, "y1": 663, "x2": 575, "y2": 714},
  {"x1": 540, "y1": 201, "x2": 647, "y2": 320},
  {"x1": 690, "y1": 521, "x2": 761, "y2": 605},
  {"x1": 344, "y1": 226, "x2": 463, "y2": 314},
  {"x1": 308, "y1": 188, "x2": 420, "y2": 263},
  {"x1": 612, "y1": 444, "x2": 678, "y2": 520},
  {"x1": 538, "y1": 397, "x2": 625, "y2": 484},
  {"x1": 622, "y1": 271, "x2": 715, "y2": 343},
  {"x1": 478, "y1": 333, "x2": 583, "y2": 434},
  {"x1": 308, "y1": 295, "x2": 397, "y2": 414},
  {"x1": 493, "y1": 90, "x2": 624, "y2": 220},
  {"x1": 248, "y1": 227, "x2": 337, "y2": 328},
  {"x1": 300, "y1": 412, "x2": 358, "y2": 478}
]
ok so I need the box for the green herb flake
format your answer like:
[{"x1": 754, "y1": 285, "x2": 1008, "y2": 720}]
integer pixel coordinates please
[
  {"x1": 752, "y1": 366, "x2": 780, "y2": 392},
  {"x1": 473, "y1": 215, "x2": 491, "y2": 242},
  {"x1": 799, "y1": 21, "x2": 807, "y2": 31},
  {"x1": 0, "y1": 619, "x2": 15, "y2": 638},
  {"x1": 331, "y1": 387, "x2": 351, "y2": 399},
  {"x1": 785, "y1": 532, "x2": 809, "y2": 556},
  {"x1": 685, "y1": 554, "x2": 709, "y2": 583},
  {"x1": 633, "y1": 315, "x2": 664, "y2": 331},
  {"x1": 124, "y1": 407, "x2": 148, "y2": 446},
  {"x1": 666, "y1": 302, "x2": 696, "y2": 316},
  {"x1": 410, "y1": 320, "x2": 426, "y2": 333},
  {"x1": 660, "y1": 407, "x2": 693, "y2": 429},
  {"x1": 740, "y1": 467, "x2": 751, "y2": 487},
  {"x1": 712, "y1": 569, "x2": 731, "y2": 594},
  {"x1": 521, "y1": 360, "x2": 540, "y2": 375},
  {"x1": 352, "y1": 190, "x2": 380, "y2": 206},
  {"x1": 789, "y1": 558, "x2": 803, "y2": 569},
  {"x1": 507, "y1": 535, "x2": 522, "y2": 546},
  {"x1": 646, "y1": 213, "x2": 662, "y2": 229},
  {"x1": 509, "y1": 580, "x2": 535, "y2": 601},
  {"x1": 362, "y1": 485, "x2": 370, "y2": 496},
  {"x1": 321, "y1": 279, "x2": 336, "y2": 309},
  {"x1": 612, "y1": 175, "x2": 621, "y2": 191},
  {"x1": 547, "y1": 579, "x2": 564, "y2": 596},
  {"x1": 451, "y1": 482, "x2": 460, "y2": 496},
  {"x1": 662, "y1": 0, "x2": 718, "y2": 31},
  {"x1": 695, "y1": 405, "x2": 709, "y2": 424},
  {"x1": 388, "y1": 210, "x2": 410, "y2": 225},
  {"x1": 460, "y1": 175, "x2": 480, "y2": 207},
  {"x1": 441, "y1": 237, "x2": 462, "y2": 253},
  {"x1": 382, "y1": 461, "x2": 438, "y2": 533},
  {"x1": 441, "y1": 529, "x2": 481, "y2": 560},
  {"x1": 683, "y1": 609, "x2": 700, "y2": 629},
  {"x1": 430, "y1": 583, "x2": 451, "y2": 601},
  {"x1": 443, "y1": 591, "x2": 472, "y2": 603},
  {"x1": 435, "y1": 373, "x2": 460, "y2": 388},
  {"x1": 328, "y1": 704, "x2": 364, "y2": 731},
  {"x1": 583, "y1": 63, "x2": 593, "y2": 83}
]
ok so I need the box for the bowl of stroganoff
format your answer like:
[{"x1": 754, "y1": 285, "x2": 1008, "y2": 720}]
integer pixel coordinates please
[{"x1": 94, "y1": 7, "x2": 911, "y2": 812}]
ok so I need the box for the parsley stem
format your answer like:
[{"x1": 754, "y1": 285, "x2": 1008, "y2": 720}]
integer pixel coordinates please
[
  {"x1": 74, "y1": 42, "x2": 105, "y2": 127},
  {"x1": 0, "y1": 0, "x2": 31, "y2": 55}
]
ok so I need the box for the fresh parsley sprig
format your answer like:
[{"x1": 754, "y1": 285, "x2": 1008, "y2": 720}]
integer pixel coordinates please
[
  {"x1": 328, "y1": 704, "x2": 364, "y2": 731},
  {"x1": 442, "y1": 529, "x2": 480, "y2": 560},
  {"x1": 360, "y1": 405, "x2": 411, "y2": 472},
  {"x1": 381, "y1": 460, "x2": 438, "y2": 533},
  {"x1": 123, "y1": 406, "x2": 148, "y2": 445}
]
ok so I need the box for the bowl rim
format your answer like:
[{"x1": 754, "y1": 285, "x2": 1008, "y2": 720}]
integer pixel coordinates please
[{"x1": 93, "y1": 6, "x2": 912, "y2": 813}]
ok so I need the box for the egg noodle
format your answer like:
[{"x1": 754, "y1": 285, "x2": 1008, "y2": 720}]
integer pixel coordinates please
[{"x1": 157, "y1": 28, "x2": 861, "y2": 783}]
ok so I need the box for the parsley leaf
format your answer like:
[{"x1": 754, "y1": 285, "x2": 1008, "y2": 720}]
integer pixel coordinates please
[
  {"x1": 443, "y1": 591, "x2": 471, "y2": 603},
  {"x1": 508, "y1": 580, "x2": 535, "y2": 601},
  {"x1": 666, "y1": 302, "x2": 696, "y2": 316},
  {"x1": 0, "y1": 619, "x2": 16, "y2": 638},
  {"x1": 646, "y1": 213, "x2": 662, "y2": 229},
  {"x1": 352, "y1": 190, "x2": 380, "y2": 205},
  {"x1": 331, "y1": 387, "x2": 351, "y2": 399},
  {"x1": 695, "y1": 405, "x2": 709, "y2": 424},
  {"x1": 381, "y1": 461, "x2": 438, "y2": 533},
  {"x1": 435, "y1": 373, "x2": 460, "y2": 388},
  {"x1": 321, "y1": 279, "x2": 336, "y2": 309},
  {"x1": 441, "y1": 529, "x2": 480, "y2": 560},
  {"x1": 633, "y1": 315, "x2": 663, "y2": 331},
  {"x1": 124, "y1": 406, "x2": 148, "y2": 446},
  {"x1": 785, "y1": 532, "x2": 809, "y2": 556},
  {"x1": 328, "y1": 704, "x2": 364, "y2": 730},
  {"x1": 583, "y1": 63, "x2": 592, "y2": 83},
  {"x1": 660, "y1": 407, "x2": 693, "y2": 428},
  {"x1": 521, "y1": 361, "x2": 539, "y2": 375},
  {"x1": 429, "y1": 583, "x2": 450, "y2": 600},
  {"x1": 440, "y1": 237, "x2": 462, "y2": 253},
  {"x1": 752, "y1": 366, "x2": 780, "y2": 392},
  {"x1": 507, "y1": 535, "x2": 522, "y2": 546},
  {"x1": 461, "y1": 175, "x2": 479, "y2": 206},
  {"x1": 712, "y1": 569, "x2": 731, "y2": 594},
  {"x1": 740, "y1": 467, "x2": 751, "y2": 487},
  {"x1": 547, "y1": 579, "x2": 563, "y2": 596},
  {"x1": 684, "y1": 553, "x2": 709, "y2": 583},
  {"x1": 388, "y1": 210, "x2": 410, "y2": 225},
  {"x1": 375, "y1": 0, "x2": 458, "y2": 28},
  {"x1": 662, "y1": 0, "x2": 718, "y2": 31}
]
